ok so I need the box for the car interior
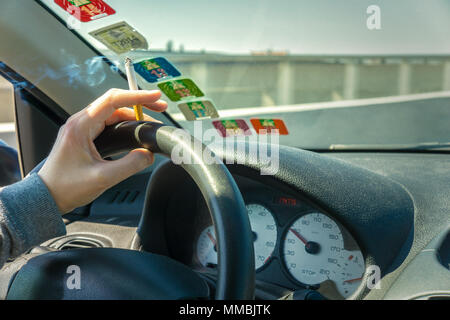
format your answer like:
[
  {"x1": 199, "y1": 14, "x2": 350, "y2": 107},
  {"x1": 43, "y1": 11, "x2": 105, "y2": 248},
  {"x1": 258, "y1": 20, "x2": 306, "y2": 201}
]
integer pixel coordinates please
[{"x1": 0, "y1": 1, "x2": 449, "y2": 300}]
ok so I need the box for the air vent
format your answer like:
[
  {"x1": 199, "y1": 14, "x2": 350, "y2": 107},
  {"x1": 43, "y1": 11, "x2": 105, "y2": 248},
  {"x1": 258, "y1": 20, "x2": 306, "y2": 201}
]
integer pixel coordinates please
[
  {"x1": 109, "y1": 190, "x2": 140, "y2": 204},
  {"x1": 58, "y1": 238, "x2": 104, "y2": 250}
]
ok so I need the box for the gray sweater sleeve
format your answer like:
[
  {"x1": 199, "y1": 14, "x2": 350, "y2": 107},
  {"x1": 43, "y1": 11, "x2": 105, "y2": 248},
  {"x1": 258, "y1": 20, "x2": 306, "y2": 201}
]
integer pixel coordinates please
[{"x1": 0, "y1": 174, "x2": 66, "y2": 268}]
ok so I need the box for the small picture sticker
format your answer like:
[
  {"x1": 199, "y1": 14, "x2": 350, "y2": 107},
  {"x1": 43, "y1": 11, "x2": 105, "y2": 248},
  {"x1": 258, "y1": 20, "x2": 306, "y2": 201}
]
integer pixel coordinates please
[
  {"x1": 54, "y1": 0, "x2": 116, "y2": 22},
  {"x1": 250, "y1": 118, "x2": 289, "y2": 135},
  {"x1": 212, "y1": 120, "x2": 251, "y2": 137},
  {"x1": 157, "y1": 78, "x2": 204, "y2": 102},
  {"x1": 134, "y1": 57, "x2": 181, "y2": 83},
  {"x1": 178, "y1": 100, "x2": 219, "y2": 121},
  {"x1": 89, "y1": 21, "x2": 148, "y2": 54}
]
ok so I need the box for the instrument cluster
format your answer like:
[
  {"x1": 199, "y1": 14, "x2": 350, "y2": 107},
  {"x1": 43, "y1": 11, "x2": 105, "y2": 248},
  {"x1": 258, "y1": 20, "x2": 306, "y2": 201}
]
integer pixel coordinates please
[{"x1": 193, "y1": 187, "x2": 366, "y2": 299}]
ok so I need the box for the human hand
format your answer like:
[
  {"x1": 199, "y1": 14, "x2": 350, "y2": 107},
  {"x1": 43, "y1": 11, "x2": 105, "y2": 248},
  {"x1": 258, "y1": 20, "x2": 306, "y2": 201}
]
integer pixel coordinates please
[{"x1": 38, "y1": 89, "x2": 167, "y2": 214}]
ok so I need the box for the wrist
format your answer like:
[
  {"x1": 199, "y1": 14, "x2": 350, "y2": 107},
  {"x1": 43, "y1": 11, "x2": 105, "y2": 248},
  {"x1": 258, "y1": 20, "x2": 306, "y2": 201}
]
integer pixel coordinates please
[{"x1": 37, "y1": 172, "x2": 72, "y2": 214}]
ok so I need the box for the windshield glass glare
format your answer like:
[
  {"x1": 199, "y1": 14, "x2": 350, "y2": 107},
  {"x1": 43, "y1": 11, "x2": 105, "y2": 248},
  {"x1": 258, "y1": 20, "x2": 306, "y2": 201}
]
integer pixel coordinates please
[{"x1": 39, "y1": 0, "x2": 450, "y2": 149}]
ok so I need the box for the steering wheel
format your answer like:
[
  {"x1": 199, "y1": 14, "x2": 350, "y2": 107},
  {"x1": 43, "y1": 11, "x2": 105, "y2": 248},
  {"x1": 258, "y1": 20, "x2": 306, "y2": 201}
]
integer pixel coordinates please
[{"x1": 3, "y1": 121, "x2": 255, "y2": 300}]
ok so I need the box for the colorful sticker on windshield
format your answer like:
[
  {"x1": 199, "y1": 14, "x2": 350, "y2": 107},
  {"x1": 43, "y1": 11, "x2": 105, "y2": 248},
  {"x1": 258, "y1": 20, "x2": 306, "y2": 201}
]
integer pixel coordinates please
[
  {"x1": 134, "y1": 57, "x2": 181, "y2": 83},
  {"x1": 54, "y1": 0, "x2": 116, "y2": 22},
  {"x1": 178, "y1": 100, "x2": 219, "y2": 121},
  {"x1": 89, "y1": 22, "x2": 148, "y2": 54},
  {"x1": 212, "y1": 119, "x2": 252, "y2": 137},
  {"x1": 250, "y1": 119, "x2": 289, "y2": 135},
  {"x1": 157, "y1": 79, "x2": 204, "y2": 102}
]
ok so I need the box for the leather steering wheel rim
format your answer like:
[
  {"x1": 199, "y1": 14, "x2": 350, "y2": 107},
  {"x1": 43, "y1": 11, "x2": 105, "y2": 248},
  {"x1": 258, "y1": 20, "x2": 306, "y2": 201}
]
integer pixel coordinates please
[
  {"x1": 27, "y1": 121, "x2": 255, "y2": 299},
  {"x1": 93, "y1": 121, "x2": 255, "y2": 300}
]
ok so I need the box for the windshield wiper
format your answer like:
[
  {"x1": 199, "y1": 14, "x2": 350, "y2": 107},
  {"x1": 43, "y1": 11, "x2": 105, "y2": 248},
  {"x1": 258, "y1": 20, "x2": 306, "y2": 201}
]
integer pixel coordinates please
[{"x1": 328, "y1": 142, "x2": 450, "y2": 151}]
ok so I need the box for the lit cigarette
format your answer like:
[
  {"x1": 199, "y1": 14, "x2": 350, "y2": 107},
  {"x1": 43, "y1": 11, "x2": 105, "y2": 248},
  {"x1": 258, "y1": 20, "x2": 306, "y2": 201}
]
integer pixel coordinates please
[{"x1": 124, "y1": 57, "x2": 144, "y2": 121}]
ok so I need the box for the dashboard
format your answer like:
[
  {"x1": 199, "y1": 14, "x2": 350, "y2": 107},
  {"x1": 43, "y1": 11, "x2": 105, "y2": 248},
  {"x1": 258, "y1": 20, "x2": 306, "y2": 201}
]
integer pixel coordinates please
[{"x1": 59, "y1": 149, "x2": 449, "y2": 300}]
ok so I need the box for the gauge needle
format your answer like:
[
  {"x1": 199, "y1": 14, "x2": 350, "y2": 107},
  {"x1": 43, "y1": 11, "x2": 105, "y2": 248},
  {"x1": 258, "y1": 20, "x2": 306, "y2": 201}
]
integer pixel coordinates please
[
  {"x1": 290, "y1": 228, "x2": 308, "y2": 245},
  {"x1": 206, "y1": 231, "x2": 216, "y2": 247},
  {"x1": 343, "y1": 277, "x2": 362, "y2": 284}
]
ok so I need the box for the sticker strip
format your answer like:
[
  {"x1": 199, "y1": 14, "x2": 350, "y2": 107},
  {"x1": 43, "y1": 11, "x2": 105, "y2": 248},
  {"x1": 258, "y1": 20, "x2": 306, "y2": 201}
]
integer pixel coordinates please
[
  {"x1": 157, "y1": 78, "x2": 204, "y2": 102},
  {"x1": 178, "y1": 100, "x2": 219, "y2": 121},
  {"x1": 250, "y1": 119, "x2": 289, "y2": 135},
  {"x1": 89, "y1": 21, "x2": 148, "y2": 54},
  {"x1": 134, "y1": 57, "x2": 181, "y2": 83},
  {"x1": 54, "y1": 0, "x2": 116, "y2": 22},
  {"x1": 212, "y1": 120, "x2": 252, "y2": 137}
]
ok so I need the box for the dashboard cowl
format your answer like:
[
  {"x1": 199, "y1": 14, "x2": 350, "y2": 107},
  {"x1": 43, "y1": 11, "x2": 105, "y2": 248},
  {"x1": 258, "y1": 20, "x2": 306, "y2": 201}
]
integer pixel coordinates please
[{"x1": 210, "y1": 142, "x2": 415, "y2": 295}]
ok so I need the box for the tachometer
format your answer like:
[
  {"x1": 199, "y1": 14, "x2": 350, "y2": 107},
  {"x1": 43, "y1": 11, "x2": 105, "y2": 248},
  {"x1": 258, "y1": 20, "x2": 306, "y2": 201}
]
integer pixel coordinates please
[
  {"x1": 196, "y1": 204, "x2": 277, "y2": 270},
  {"x1": 282, "y1": 212, "x2": 365, "y2": 298},
  {"x1": 196, "y1": 225, "x2": 218, "y2": 268}
]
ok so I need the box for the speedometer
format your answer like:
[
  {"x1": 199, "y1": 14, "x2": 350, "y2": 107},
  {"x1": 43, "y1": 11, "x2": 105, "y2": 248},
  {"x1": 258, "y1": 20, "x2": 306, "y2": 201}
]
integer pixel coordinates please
[
  {"x1": 282, "y1": 212, "x2": 365, "y2": 298},
  {"x1": 196, "y1": 204, "x2": 277, "y2": 270}
]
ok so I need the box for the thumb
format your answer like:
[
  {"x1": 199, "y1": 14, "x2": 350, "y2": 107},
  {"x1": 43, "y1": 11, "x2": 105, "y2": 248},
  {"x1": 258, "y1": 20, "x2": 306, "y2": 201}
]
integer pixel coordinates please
[{"x1": 98, "y1": 148, "x2": 154, "y2": 188}]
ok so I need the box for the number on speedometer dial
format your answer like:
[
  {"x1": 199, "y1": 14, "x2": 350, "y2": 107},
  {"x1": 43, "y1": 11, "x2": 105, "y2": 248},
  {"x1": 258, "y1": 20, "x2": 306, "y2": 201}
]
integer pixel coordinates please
[
  {"x1": 283, "y1": 212, "x2": 365, "y2": 298},
  {"x1": 196, "y1": 204, "x2": 277, "y2": 270},
  {"x1": 247, "y1": 204, "x2": 277, "y2": 269}
]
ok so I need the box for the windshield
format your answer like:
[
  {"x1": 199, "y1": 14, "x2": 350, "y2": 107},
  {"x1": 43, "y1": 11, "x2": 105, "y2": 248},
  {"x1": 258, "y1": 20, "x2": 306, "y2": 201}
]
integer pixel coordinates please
[{"x1": 39, "y1": 0, "x2": 450, "y2": 150}]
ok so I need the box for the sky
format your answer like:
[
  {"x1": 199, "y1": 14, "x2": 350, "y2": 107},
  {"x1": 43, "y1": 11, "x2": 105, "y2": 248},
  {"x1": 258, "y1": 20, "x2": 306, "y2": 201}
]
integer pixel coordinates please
[{"x1": 42, "y1": 0, "x2": 450, "y2": 55}]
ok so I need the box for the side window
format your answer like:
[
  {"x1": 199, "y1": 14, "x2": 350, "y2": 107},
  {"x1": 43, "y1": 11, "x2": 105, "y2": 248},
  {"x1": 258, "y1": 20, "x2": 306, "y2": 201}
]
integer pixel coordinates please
[
  {"x1": 0, "y1": 63, "x2": 68, "y2": 178},
  {"x1": 0, "y1": 73, "x2": 17, "y2": 149},
  {"x1": 0, "y1": 73, "x2": 20, "y2": 186}
]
